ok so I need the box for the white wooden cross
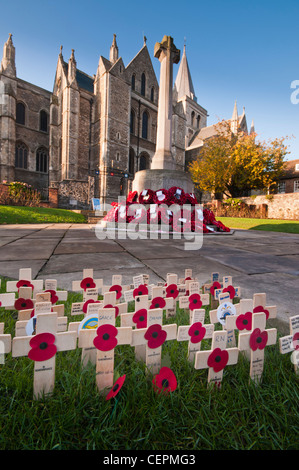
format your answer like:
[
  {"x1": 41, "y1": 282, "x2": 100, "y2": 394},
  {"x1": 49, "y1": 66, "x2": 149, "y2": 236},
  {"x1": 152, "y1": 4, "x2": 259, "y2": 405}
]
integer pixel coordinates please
[
  {"x1": 72, "y1": 269, "x2": 103, "y2": 298},
  {"x1": 252, "y1": 293, "x2": 277, "y2": 321},
  {"x1": 12, "y1": 312, "x2": 77, "y2": 399},
  {"x1": 177, "y1": 309, "x2": 214, "y2": 362},
  {"x1": 14, "y1": 286, "x2": 34, "y2": 312},
  {"x1": 0, "y1": 322, "x2": 11, "y2": 364},
  {"x1": 15, "y1": 300, "x2": 68, "y2": 337},
  {"x1": 131, "y1": 308, "x2": 177, "y2": 374},
  {"x1": 0, "y1": 292, "x2": 15, "y2": 310},
  {"x1": 279, "y1": 315, "x2": 299, "y2": 375},
  {"x1": 179, "y1": 288, "x2": 209, "y2": 313},
  {"x1": 213, "y1": 276, "x2": 241, "y2": 303},
  {"x1": 6, "y1": 268, "x2": 43, "y2": 294},
  {"x1": 102, "y1": 274, "x2": 131, "y2": 303},
  {"x1": 209, "y1": 296, "x2": 240, "y2": 347},
  {"x1": 78, "y1": 308, "x2": 132, "y2": 395},
  {"x1": 238, "y1": 312, "x2": 277, "y2": 384},
  {"x1": 194, "y1": 330, "x2": 239, "y2": 389}
]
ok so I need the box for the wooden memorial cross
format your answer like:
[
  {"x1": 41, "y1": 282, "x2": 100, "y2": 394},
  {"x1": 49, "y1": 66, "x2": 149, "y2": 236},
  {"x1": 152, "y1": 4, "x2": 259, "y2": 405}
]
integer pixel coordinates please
[
  {"x1": 209, "y1": 295, "x2": 241, "y2": 347},
  {"x1": 252, "y1": 293, "x2": 277, "y2": 321},
  {"x1": 102, "y1": 274, "x2": 131, "y2": 303},
  {"x1": 238, "y1": 311, "x2": 277, "y2": 384},
  {"x1": 14, "y1": 286, "x2": 34, "y2": 312},
  {"x1": 149, "y1": 285, "x2": 175, "y2": 316},
  {"x1": 12, "y1": 312, "x2": 77, "y2": 399},
  {"x1": 0, "y1": 292, "x2": 15, "y2": 310},
  {"x1": 131, "y1": 308, "x2": 177, "y2": 374},
  {"x1": 178, "y1": 284, "x2": 209, "y2": 313},
  {"x1": 0, "y1": 322, "x2": 11, "y2": 364},
  {"x1": 6, "y1": 268, "x2": 43, "y2": 294},
  {"x1": 194, "y1": 330, "x2": 239, "y2": 389},
  {"x1": 15, "y1": 299, "x2": 68, "y2": 337},
  {"x1": 78, "y1": 307, "x2": 132, "y2": 394},
  {"x1": 279, "y1": 315, "x2": 299, "y2": 375},
  {"x1": 121, "y1": 294, "x2": 149, "y2": 361},
  {"x1": 72, "y1": 269, "x2": 103, "y2": 298},
  {"x1": 213, "y1": 276, "x2": 241, "y2": 304},
  {"x1": 177, "y1": 309, "x2": 214, "y2": 362}
]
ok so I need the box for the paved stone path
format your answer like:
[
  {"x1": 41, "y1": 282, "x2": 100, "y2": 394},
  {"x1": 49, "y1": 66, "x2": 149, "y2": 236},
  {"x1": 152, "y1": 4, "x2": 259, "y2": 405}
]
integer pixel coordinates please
[{"x1": 0, "y1": 223, "x2": 298, "y2": 334}]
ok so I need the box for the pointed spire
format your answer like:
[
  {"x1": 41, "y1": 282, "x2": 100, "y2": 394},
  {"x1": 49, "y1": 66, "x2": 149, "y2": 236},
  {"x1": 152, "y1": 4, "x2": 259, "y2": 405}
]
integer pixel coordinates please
[
  {"x1": 68, "y1": 49, "x2": 77, "y2": 84},
  {"x1": 1, "y1": 33, "x2": 16, "y2": 77},
  {"x1": 250, "y1": 119, "x2": 255, "y2": 135},
  {"x1": 231, "y1": 100, "x2": 239, "y2": 133},
  {"x1": 173, "y1": 43, "x2": 197, "y2": 102},
  {"x1": 110, "y1": 34, "x2": 119, "y2": 64}
]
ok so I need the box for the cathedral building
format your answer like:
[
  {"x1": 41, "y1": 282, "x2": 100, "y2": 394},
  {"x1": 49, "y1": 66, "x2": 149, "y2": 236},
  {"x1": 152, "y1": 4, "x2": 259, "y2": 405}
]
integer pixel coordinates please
[{"x1": 0, "y1": 33, "x2": 250, "y2": 208}]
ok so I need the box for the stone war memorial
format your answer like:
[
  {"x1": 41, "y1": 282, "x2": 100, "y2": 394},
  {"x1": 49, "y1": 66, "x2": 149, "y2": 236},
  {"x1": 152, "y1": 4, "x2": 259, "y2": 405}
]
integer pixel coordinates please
[{"x1": 0, "y1": 29, "x2": 298, "y2": 453}]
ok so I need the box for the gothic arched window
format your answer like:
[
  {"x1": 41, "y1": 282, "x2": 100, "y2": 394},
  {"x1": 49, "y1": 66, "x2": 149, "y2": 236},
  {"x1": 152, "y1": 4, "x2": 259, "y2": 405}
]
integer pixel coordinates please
[
  {"x1": 191, "y1": 111, "x2": 195, "y2": 127},
  {"x1": 15, "y1": 142, "x2": 28, "y2": 169},
  {"x1": 197, "y1": 115, "x2": 201, "y2": 129},
  {"x1": 16, "y1": 102, "x2": 25, "y2": 125},
  {"x1": 36, "y1": 147, "x2": 48, "y2": 173},
  {"x1": 40, "y1": 110, "x2": 48, "y2": 132},
  {"x1": 131, "y1": 74, "x2": 135, "y2": 91},
  {"x1": 139, "y1": 153, "x2": 149, "y2": 171},
  {"x1": 130, "y1": 109, "x2": 135, "y2": 135},
  {"x1": 150, "y1": 87, "x2": 155, "y2": 102},
  {"x1": 141, "y1": 73, "x2": 146, "y2": 96},
  {"x1": 129, "y1": 148, "x2": 135, "y2": 175},
  {"x1": 142, "y1": 111, "x2": 148, "y2": 139}
]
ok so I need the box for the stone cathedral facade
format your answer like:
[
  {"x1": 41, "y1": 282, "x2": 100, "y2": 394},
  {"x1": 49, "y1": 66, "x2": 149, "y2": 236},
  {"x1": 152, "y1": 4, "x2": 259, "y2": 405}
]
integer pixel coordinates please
[{"x1": 0, "y1": 33, "x2": 248, "y2": 208}]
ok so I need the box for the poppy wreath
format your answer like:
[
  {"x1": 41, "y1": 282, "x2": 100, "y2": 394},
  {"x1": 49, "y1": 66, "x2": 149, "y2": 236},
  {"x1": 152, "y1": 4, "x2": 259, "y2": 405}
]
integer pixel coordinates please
[
  {"x1": 167, "y1": 186, "x2": 186, "y2": 205},
  {"x1": 185, "y1": 192, "x2": 198, "y2": 205},
  {"x1": 154, "y1": 188, "x2": 170, "y2": 205},
  {"x1": 93, "y1": 324, "x2": 118, "y2": 351},
  {"x1": 207, "y1": 347, "x2": 229, "y2": 373},
  {"x1": 152, "y1": 366, "x2": 177, "y2": 394},
  {"x1": 147, "y1": 204, "x2": 161, "y2": 224},
  {"x1": 188, "y1": 322, "x2": 206, "y2": 344},
  {"x1": 189, "y1": 293, "x2": 203, "y2": 310},
  {"x1": 106, "y1": 375, "x2": 126, "y2": 401},
  {"x1": 203, "y1": 208, "x2": 217, "y2": 225},
  {"x1": 150, "y1": 296, "x2": 166, "y2": 310},
  {"x1": 165, "y1": 284, "x2": 179, "y2": 299},
  {"x1": 133, "y1": 284, "x2": 148, "y2": 298},
  {"x1": 222, "y1": 285, "x2": 236, "y2": 300},
  {"x1": 14, "y1": 297, "x2": 34, "y2": 311},
  {"x1": 172, "y1": 208, "x2": 192, "y2": 233},
  {"x1": 132, "y1": 309, "x2": 147, "y2": 329},
  {"x1": 128, "y1": 204, "x2": 147, "y2": 224},
  {"x1": 138, "y1": 189, "x2": 156, "y2": 205},
  {"x1": 144, "y1": 324, "x2": 167, "y2": 349},
  {"x1": 159, "y1": 206, "x2": 174, "y2": 227},
  {"x1": 213, "y1": 220, "x2": 230, "y2": 233},
  {"x1": 249, "y1": 328, "x2": 268, "y2": 351},
  {"x1": 28, "y1": 332, "x2": 57, "y2": 362},
  {"x1": 126, "y1": 191, "x2": 138, "y2": 204},
  {"x1": 16, "y1": 279, "x2": 34, "y2": 290},
  {"x1": 236, "y1": 311, "x2": 252, "y2": 331},
  {"x1": 80, "y1": 277, "x2": 96, "y2": 291},
  {"x1": 253, "y1": 305, "x2": 270, "y2": 321}
]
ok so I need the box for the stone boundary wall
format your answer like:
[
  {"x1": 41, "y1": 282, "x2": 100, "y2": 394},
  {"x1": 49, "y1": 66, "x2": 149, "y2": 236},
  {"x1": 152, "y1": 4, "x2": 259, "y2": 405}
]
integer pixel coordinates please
[{"x1": 50, "y1": 177, "x2": 95, "y2": 210}]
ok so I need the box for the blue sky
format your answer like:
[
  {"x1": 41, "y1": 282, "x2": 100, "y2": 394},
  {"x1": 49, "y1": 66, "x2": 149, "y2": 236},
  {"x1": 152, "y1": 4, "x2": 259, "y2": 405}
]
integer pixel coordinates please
[{"x1": 0, "y1": 0, "x2": 298, "y2": 160}]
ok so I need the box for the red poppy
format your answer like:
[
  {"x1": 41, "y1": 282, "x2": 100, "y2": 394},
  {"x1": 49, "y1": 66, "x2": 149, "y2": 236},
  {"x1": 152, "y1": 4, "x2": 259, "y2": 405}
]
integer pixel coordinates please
[
  {"x1": 16, "y1": 280, "x2": 34, "y2": 290},
  {"x1": 210, "y1": 281, "x2": 222, "y2": 297},
  {"x1": 28, "y1": 332, "x2": 57, "y2": 362},
  {"x1": 82, "y1": 299, "x2": 101, "y2": 314},
  {"x1": 80, "y1": 277, "x2": 96, "y2": 291},
  {"x1": 222, "y1": 285, "x2": 236, "y2": 300},
  {"x1": 207, "y1": 347, "x2": 229, "y2": 373},
  {"x1": 166, "y1": 284, "x2": 179, "y2": 299},
  {"x1": 133, "y1": 284, "x2": 148, "y2": 298},
  {"x1": 45, "y1": 289, "x2": 59, "y2": 305},
  {"x1": 144, "y1": 324, "x2": 167, "y2": 349},
  {"x1": 14, "y1": 298, "x2": 34, "y2": 311},
  {"x1": 236, "y1": 311, "x2": 252, "y2": 331},
  {"x1": 188, "y1": 322, "x2": 206, "y2": 343},
  {"x1": 189, "y1": 294, "x2": 202, "y2": 311},
  {"x1": 149, "y1": 297, "x2": 166, "y2": 310},
  {"x1": 93, "y1": 324, "x2": 118, "y2": 351},
  {"x1": 132, "y1": 309, "x2": 147, "y2": 329},
  {"x1": 104, "y1": 304, "x2": 119, "y2": 318},
  {"x1": 106, "y1": 375, "x2": 126, "y2": 401},
  {"x1": 253, "y1": 305, "x2": 270, "y2": 320},
  {"x1": 152, "y1": 367, "x2": 177, "y2": 394},
  {"x1": 249, "y1": 328, "x2": 268, "y2": 351},
  {"x1": 154, "y1": 188, "x2": 169, "y2": 204},
  {"x1": 109, "y1": 285, "x2": 122, "y2": 300},
  {"x1": 293, "y1": 332, "x2": 299, "y2": 351},
  {"x1": 168, "y1": 187, "x2": 186, "y2": 205},
  {"x1": 138, "y1": 189, "x2": 156, "y2": 204}
]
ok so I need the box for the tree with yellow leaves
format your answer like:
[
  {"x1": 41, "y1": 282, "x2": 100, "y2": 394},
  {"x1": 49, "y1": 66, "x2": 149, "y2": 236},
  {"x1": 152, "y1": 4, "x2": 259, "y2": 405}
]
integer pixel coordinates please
[{"x1": 188, "y1": 121, "x2": 289, "y2": 198}]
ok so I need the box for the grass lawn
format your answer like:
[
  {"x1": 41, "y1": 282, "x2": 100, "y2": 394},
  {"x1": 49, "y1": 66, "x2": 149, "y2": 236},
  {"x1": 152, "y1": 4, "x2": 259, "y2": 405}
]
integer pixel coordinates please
[
  {"x1": 0, "y1": 205, "x2": 87, "y2": 224},
  {"x1": 217, "y1": 217, "x2": 299, "y2": 234},
  {"x1": 0, "y1": 276, "x2": 297, "y2": 451}
]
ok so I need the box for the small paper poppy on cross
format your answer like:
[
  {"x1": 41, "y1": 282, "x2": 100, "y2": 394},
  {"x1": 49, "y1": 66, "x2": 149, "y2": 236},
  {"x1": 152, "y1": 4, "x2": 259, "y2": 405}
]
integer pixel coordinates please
[
  {"x1": 210, "y1": 281, "x2": 222, "y2": 297},
  {"x1": 152, "y1": 367, "x2": 177, "y2": 394},
  {"x1": 28, "y1": 332, "x2": 57, "y2": 362},
  {"x1": 106, "y1": 375, "x2": 126, "y2": 401},
  {"x1": 82, "y1": 299, "x2": 101, "y2": 314},
  {"x1": 133, "y1": 284, "x2": 148, "y2": 298},
  {"x1": 144, "y1": 324, "x2": 167, "y2": 349},
  {"x1": 222, "y1": 285, "x2": 236, "y2": 300},
  {"x1": 109, "y1": 284, "x2": 122, "y2": 300},
  {"x1": 132, "y1": 309, "x2": 147, "y2": 329},
  {"x1": 207, "y1": 347, "x2": 229, "y2": 373},
  {"x1": 150, "y1": 297, "x2": 166, "y2": 310},
  {"x1": 93, "y1": 324, "x2": 118, "y2": 351},
  {"x1": 189, "y1": 294, "x2": 202, "y2": 311},
  {"x1": 80, "y1": 277, "x2": 96, "y2": 291},
  {"x1": 14, "y1": 298, "x2": 34, "y2": 311},
  {"x1": 293, "y1": 332, "x2": 299, "y2": 351},
  {"x1": 45, "y1": 290, "x2": 59, "y2": 305},
  {"x1": 166, "y1": 284, "x2": 179, "y2": 299},
  {"x1": 253, "y1": 305, "x2": 270, "y2": 320},
  {"x1": 249, "y1": 328, "x2": 268, "y2": 351},
  {"x1": 16, "y1": 280, "x2": 34, "y2": 290},
  {"x1": 236, "y1": 311, "x2": 252, "y2": 331},
  {"x1": 188, "y1": 322, "x2": 206, "y2": 344},
  {"x1": 104, "y1": 304, "x2": 119, "y2": 318}
]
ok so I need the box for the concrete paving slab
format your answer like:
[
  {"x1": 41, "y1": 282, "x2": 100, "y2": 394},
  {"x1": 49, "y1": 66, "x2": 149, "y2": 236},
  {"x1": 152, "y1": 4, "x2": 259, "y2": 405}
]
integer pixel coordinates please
[
  {"x1": 0, "y1": 259, "x2": 47, "y2": 279},
  {"x1": 0, "y1": 238, "x2": 60, "y2": 261},
  {"x1": 53, "y1": 238, "x2": 126, "y2": 254}
]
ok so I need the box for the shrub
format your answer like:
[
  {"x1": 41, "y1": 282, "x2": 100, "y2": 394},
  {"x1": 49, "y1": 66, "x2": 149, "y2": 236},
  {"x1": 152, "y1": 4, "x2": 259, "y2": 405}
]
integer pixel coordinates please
[{"x1": 0, "y1": 182, "x2": 41, "y2": 207}]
